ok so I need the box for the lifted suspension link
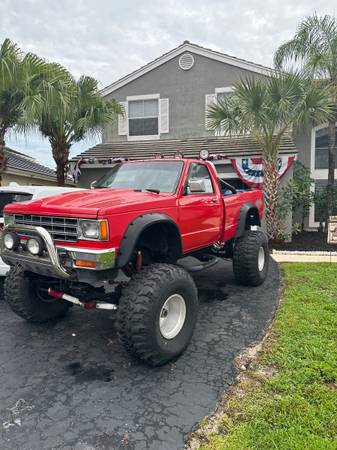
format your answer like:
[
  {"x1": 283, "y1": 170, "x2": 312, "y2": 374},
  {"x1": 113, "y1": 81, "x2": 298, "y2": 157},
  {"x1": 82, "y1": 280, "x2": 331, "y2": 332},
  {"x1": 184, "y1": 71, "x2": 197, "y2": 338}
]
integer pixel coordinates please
[{"x1": 48, "y1": 288, "x2": 117, "y2": 310}]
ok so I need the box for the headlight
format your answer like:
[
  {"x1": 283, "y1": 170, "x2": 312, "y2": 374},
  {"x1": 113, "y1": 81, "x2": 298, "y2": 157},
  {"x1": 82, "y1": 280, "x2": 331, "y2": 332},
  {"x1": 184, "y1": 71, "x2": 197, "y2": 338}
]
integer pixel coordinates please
[
  {"x1": 79, "y1": 219, "x2": 109, "y2": 241},
  {"x1": 27, "y1": 237, "x2": 44, "y2": 255},
  {"x1": 4, "y1": 232, "x2": 20, "y2": 250}
]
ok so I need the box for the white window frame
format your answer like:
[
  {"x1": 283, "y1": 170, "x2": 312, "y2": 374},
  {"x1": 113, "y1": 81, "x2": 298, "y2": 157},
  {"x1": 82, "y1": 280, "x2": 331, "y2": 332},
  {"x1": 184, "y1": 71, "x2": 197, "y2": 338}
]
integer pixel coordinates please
[
  {"x1": 215, "y1": 86, "x2": 234, "y2": 95},
  {"x1": 126, "y1": 94, "x2": 160, "y2": 141},
  {"x1": 309, "y1": 123, "x2": 337, "y2": 228}
]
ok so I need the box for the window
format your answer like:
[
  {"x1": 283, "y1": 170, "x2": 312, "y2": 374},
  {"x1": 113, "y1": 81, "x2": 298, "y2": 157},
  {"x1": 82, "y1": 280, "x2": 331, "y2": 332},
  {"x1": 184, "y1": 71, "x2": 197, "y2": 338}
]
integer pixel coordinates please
[
  {"x1": 314, "y1": 127, "x2": 337, "y2": 170},
  {"x1": 314, "y1": 180, "x2": 337, "y2": 222},
  {"x1": 118, "y1": 97, "x2": 169, "y2": 138},
  {"x1": 187, "y1": 163, "x2": 214, "y2": 194},
  {"x1": 128, "y1": 99, "x2": 159, "y2": 137}
]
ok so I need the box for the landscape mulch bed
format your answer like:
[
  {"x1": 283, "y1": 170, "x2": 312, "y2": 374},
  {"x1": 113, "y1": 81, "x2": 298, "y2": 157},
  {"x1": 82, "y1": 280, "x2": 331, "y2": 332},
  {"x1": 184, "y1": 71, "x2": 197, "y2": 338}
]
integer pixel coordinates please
[{"x1": 272, "y1": 231, "x2": 337, "y2": 252}]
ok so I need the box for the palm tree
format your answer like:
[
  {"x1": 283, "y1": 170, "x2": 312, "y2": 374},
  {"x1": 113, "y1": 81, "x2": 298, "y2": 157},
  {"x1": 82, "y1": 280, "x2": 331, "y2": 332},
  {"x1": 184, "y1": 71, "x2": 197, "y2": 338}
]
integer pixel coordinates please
[
  {"x1": 0, "y1": 39, "x2": 25, "y2": 184},
  {"x1": 25, "y1": 71, "x2": 122, "y2": 185},
  {"x1": 207, "y1": 73, "x2": 332, "y2": 239},
  {"x1": 274, "y1": 14, "x2": 337, "y2": 220},
  {"x1": 0, "y1": 38, "x2": 53, "y2": 185}
]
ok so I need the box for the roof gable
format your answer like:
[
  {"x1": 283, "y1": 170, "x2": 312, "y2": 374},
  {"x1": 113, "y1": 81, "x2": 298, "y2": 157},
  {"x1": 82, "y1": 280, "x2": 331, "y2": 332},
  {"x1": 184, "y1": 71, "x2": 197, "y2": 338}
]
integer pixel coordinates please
[{"x1": 101, "y1": 41, "x2": 273, "y2": 97}]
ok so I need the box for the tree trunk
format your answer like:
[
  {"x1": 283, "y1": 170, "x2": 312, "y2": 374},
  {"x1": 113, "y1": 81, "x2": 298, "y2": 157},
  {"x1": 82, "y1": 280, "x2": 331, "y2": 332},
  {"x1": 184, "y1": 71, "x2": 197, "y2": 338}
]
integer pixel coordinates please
[
  {"x1": 0, "y1": 128, "x2": 8, "y2": 186},
  {"x1": 50, "y1": 137, "x2": 70, "y2": 186},
  {"x1": 263, "y1": 155, "x2": 280, "y2": 240},
  {"x1": 326, "y1": 119, "x2": 336, "y2": 221}
]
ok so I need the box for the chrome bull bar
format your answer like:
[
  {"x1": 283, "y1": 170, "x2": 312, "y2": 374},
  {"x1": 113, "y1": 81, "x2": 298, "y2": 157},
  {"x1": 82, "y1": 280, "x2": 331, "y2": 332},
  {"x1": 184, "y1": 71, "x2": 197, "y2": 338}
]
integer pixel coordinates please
[{"x1": 0, "y1": 224, "x2": 116, "y2": 279}]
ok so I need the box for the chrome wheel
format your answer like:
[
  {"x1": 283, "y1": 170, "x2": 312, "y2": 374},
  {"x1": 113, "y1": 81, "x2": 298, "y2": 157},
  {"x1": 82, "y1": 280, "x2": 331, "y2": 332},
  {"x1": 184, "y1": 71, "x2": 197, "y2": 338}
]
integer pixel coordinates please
[
  {"x1": 159, "y1": 294, "x2": 186, "y2": 339},
  {"x1": 258, "y1": 246, "x2": 265, "y2": 272}
]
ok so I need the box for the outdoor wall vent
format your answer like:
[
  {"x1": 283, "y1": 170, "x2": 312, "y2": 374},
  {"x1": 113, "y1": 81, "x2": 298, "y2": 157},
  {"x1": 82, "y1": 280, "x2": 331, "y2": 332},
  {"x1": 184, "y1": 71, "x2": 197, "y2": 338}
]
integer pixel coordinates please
[{"x1": 179, "y1": 53, "x2": 195, "y2": 70}]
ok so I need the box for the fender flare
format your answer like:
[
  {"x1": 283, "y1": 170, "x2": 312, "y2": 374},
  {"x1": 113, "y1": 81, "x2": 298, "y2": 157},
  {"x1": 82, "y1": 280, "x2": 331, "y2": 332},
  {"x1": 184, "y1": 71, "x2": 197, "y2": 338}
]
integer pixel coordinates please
[
  {"x1": 235, "y1": 202, "x2": 261, "y2": 238},
  {"x1": 116, "y1": 213, "x2": 183, "y2": 268}
]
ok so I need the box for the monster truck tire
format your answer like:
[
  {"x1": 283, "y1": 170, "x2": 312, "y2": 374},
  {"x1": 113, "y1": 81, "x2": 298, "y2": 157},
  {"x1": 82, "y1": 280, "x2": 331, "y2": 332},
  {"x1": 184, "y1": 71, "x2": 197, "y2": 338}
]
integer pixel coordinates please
[
  {"x1": 5, "y1": 265, "x2": 70, "y2": 323},
  {"x1": 116, "y1": 264, "x2": 198, "y2": 367},
  {"x1": 233, "y1": 230, "x2": 269, "y2": 286}
]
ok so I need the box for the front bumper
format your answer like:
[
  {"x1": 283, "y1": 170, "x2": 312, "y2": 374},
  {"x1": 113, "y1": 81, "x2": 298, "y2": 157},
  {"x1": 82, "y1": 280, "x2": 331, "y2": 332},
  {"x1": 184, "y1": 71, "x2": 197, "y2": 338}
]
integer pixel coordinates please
[{"x1": 0, "y1": 224, "x2": 116, "y2": 279}]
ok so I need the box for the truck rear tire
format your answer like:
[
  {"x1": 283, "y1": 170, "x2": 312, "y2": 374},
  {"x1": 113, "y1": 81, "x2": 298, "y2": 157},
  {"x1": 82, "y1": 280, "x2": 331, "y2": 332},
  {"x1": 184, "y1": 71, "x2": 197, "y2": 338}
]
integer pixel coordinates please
[
  {"x1": 116, "y1": 264, "x2": 198, "y2": 367},
  {"x1": 233, "y1": 230, "x2": 269, "y2": 286},
  {"x1": 5, "y1": 265, "x2": 70, "y2": 323}
]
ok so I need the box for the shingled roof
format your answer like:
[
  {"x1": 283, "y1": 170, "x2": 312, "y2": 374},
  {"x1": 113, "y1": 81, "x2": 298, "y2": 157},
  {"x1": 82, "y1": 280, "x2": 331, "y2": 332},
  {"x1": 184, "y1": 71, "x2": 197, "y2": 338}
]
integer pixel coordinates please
[
  {"x1": 5, "y1": 147, "x2": 56, "y2": 178},
  {"x1": 71, "y1": 136, "x2": 297, "y2": 163}
]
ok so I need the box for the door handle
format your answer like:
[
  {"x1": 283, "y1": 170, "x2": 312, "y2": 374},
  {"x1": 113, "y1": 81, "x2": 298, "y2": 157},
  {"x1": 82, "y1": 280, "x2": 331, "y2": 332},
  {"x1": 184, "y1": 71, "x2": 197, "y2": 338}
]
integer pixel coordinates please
[{"x1": 203, "y1": 197, "x2": 218, "y2": 204}]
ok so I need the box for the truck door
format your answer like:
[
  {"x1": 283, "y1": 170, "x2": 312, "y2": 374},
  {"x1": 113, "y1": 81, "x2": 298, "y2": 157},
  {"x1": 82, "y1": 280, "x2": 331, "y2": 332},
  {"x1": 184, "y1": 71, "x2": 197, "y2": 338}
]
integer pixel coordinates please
[{"x1": 178, "y1": 162, "x2": 222, "y2": 251}]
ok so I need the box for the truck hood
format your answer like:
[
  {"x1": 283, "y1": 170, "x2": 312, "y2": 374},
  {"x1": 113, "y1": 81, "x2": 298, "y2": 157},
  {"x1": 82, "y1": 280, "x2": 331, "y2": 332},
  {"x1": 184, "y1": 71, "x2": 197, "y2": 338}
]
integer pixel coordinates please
[{"x1": 4, "y1": 188, "x2": 177, "y2": 218}]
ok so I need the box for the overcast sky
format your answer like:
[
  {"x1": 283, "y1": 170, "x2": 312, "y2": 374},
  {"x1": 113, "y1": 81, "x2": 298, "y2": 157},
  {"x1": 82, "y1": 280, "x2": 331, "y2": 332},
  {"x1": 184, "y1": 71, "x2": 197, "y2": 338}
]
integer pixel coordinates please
[{"x1": 1, "y1": 0, "x2": 337, "y2": 168}]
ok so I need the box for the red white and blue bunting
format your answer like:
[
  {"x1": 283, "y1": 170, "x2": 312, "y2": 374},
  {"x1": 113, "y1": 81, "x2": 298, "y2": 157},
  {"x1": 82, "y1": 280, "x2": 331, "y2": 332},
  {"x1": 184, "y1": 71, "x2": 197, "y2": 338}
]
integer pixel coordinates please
[{"x1": 230, "y1": 156, "x2": 296, "y2": 189}]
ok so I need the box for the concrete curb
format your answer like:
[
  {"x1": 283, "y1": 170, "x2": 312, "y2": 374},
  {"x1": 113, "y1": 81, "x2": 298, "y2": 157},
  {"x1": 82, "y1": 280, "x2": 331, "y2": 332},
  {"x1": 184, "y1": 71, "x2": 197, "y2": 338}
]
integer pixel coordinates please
[
  {"x1": 272, "y1": 253, "x2": 337, "y2": 263},
  {"x1": 272, "y1": 249, "x2": 337, "y2": 256}
]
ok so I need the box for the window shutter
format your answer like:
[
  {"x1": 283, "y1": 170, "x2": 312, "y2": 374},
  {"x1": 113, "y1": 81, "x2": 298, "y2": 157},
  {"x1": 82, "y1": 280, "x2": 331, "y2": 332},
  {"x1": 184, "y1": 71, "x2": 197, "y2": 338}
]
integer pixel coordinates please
[
  {"x1": 118, "y1": 101, "x2": 128, "y2": 135},
  {"x1": 160, "y1": 98, "x2": 169, "y2": 133},
  {"x1": 205, "y1": 94, "x2": 216, "y2": 130}
]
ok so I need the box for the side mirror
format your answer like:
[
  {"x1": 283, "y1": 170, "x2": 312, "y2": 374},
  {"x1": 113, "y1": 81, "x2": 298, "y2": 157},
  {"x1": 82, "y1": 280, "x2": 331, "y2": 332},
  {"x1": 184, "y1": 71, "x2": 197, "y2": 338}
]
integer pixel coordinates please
[
  {"x1": 189, "y1": 180, "x2": 206, "y2": 193},
  {"x1": 90, "y1": 180, "x2": 97, "y2": 190}
]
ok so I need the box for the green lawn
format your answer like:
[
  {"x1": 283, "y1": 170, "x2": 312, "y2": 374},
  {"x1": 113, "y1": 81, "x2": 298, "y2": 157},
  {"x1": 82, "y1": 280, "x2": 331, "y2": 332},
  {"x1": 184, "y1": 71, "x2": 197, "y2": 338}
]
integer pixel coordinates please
[{"x1": 201, "y1": 263, "x2": 337, "y2": 450}]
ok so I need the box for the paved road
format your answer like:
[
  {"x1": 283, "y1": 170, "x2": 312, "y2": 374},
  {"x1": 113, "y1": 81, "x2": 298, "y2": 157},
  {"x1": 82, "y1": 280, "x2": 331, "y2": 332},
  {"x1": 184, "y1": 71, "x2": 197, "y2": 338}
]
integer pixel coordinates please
[{"x1": 0, "y1": 258, "x2": 280, "y2": 450}]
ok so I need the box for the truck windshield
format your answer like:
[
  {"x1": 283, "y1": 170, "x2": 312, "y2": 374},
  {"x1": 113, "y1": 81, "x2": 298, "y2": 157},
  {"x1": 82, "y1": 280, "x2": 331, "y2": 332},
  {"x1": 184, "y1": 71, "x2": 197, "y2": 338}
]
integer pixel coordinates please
[{"x1": 95, "y1": 161, "x2": 184, "y2": 193}]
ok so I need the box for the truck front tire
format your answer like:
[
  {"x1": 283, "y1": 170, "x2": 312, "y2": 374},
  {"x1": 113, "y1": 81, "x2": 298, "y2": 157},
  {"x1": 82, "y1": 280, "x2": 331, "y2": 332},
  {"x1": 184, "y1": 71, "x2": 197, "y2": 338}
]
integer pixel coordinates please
[
  {"x1": 233, "y1": 231, "x2": 269, "y2": 286},
  {"x1": 116, "y1": 264, "x2": 198, "y2": 367},
  {"x1": 5, "y1": 265, "x2": 70, "y2": 323}
]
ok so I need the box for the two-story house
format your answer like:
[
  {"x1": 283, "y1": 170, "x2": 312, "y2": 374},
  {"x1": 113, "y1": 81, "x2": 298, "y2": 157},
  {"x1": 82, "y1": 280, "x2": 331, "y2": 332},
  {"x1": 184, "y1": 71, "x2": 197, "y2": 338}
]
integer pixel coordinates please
[{"x1": 71, "y1": 41, "x2": 336, "y2": 229}]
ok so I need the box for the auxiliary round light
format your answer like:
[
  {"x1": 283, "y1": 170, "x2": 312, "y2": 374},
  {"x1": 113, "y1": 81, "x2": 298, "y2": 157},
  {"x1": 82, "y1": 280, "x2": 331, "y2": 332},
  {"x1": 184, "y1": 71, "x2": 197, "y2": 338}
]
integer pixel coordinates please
[
  {"x1": 27, "y1": 237, "x2": 43, "y2": 256},
  {"x1": 4, "y1": 232, "x2": 19, "y2": 250},
  {"x1": 199, "y1": 149, "x2": 209, "y2": 160}
]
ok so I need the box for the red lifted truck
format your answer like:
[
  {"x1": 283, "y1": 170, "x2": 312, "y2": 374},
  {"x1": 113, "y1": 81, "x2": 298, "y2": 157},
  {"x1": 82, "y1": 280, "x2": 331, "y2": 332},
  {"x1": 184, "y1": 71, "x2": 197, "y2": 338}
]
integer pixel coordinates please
[{"x1": 1, "y1": 157, "x2": 269, "y2": 366}]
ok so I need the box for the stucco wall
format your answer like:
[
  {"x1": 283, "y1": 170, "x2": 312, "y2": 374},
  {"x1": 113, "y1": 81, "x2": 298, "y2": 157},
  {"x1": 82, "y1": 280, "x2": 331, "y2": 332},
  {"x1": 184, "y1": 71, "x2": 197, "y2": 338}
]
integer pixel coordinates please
[
  {"x1": 293, "y1": 128, "x2": 311, "y2": 170},
  {"x1": 2, "y1": 172, "x2": 58, "y2": 187},
  {"x1": 103, "y1": 52, "x2": 263, "y2": 143}
]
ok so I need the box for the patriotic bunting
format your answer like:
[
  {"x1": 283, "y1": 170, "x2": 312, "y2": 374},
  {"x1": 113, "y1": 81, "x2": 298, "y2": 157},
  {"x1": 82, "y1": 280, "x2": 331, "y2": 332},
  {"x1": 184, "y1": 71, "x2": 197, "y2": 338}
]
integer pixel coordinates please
[{"x1": 230, "y1": 156, "x2": 296, "y2": 188}]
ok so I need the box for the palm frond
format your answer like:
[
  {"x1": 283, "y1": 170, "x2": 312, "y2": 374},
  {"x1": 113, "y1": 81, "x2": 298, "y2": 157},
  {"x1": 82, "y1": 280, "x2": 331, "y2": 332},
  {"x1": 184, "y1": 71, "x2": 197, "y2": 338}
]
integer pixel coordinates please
[{"x1": 274, "y1": 14, "x2": 337, "y2": 81}]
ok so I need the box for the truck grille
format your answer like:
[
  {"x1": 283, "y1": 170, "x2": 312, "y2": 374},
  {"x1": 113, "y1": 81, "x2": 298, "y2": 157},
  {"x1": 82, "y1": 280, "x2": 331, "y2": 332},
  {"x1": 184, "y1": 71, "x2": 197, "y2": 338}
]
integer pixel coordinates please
[{"x1": 11, "y1": 214, "x2": 79, "y2": 242}]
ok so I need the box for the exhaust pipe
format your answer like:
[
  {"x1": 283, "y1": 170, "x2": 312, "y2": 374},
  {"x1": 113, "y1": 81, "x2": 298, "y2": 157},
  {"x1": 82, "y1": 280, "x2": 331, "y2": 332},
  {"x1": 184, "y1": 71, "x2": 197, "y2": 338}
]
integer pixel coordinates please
[{"x1": 48, "y1": 288, "x2": 117, "y2": 310}]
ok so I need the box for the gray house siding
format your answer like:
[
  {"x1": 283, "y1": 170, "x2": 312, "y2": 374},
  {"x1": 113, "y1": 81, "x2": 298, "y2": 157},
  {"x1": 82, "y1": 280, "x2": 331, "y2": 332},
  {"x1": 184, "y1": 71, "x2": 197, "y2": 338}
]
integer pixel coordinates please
[
  {"x1": 293, "y1": 129, "x2": 311, "y2": 169},
  {"x1": 103, "y1": 52, "x2": 263, "y2": 142}
]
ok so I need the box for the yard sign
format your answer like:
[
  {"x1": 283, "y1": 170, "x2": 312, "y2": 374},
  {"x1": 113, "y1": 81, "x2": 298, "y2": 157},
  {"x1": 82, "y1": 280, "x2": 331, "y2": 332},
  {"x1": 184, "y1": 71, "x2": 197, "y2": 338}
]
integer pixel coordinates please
[{"x1": 327, "y1": 216, "x2": 337, "y2": 244}]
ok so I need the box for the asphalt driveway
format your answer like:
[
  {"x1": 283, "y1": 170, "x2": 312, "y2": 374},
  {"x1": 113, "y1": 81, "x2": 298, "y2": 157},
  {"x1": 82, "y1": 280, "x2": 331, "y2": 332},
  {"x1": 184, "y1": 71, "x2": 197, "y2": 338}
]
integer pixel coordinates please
[{"x1": 0, "y1": 258, "x2": 280, "y2": 450}]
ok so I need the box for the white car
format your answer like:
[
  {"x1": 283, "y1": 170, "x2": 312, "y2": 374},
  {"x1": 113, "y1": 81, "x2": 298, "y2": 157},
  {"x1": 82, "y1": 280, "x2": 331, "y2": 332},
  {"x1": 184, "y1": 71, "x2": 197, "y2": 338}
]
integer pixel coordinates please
[{"x1": 0, "y1": 185, "x2": 83, "y2": 293}]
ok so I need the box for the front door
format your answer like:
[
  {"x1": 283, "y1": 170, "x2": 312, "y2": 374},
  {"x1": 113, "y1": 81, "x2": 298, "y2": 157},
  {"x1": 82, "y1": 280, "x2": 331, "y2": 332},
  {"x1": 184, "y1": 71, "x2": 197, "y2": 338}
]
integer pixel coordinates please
[{"x1": 178, "y1": 162, "x2": 222, "y2": 252}]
